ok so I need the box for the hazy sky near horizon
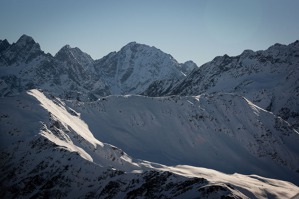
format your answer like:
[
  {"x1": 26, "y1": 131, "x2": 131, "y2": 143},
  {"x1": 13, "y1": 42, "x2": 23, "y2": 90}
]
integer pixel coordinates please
[{"x1": 0, "y1": 0, "x2": 298, "y2": 66}]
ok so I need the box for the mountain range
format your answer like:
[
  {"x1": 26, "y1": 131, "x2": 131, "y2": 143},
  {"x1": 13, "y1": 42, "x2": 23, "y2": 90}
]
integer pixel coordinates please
[
  {"x1": 0, "y1": 35, "x2": 196, "y2": 101},
  {"x1": 0, "y1": 35, "x2": 298, "y2": 198},
  {"x1": 143, "y1": 41, "x2": 299, "y2": 131}
]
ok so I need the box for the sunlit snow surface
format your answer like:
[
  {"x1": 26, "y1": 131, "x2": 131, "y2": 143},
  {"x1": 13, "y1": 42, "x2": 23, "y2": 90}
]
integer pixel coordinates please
[
  {"x1": 66, "y1": 92, "x2": 299, "y2": 184},
  {"x1": 0, "y1": 89, "x2": 298, "y2": 198}
]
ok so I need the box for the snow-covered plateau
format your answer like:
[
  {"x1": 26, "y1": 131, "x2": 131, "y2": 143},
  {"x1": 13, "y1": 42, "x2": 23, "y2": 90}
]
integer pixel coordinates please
[{"x1": 0, "y1": 35, "x2": 299, "y2": 198}]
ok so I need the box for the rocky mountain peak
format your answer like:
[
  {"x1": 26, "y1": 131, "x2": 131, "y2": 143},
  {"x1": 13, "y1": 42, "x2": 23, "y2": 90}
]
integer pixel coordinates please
[
  {"x1": 119, "y1": 41, "x2": 170, "y2": 59},
  {"x1": 123, "y1": 41, "x2": 137, "y2": 47},
  {"x1": 55, "y1": 44, "x2": 94, "y2": 66},
  {"x1": 264, "y1": 40, "x2": 299, "y2": 54},
  {"x1": 180, "y1": 60, "x2": 198, "y2": 75},
  {"x1": 0, "y1": 34, "x2": 43, "y2": 65},
  {"x1": 240, "y1": 49, "x2": 254, "y2": 57},
  {"x1": 16, "y1": 34, "x2": 36, "y2": 46},
  {"x1": 120, "y1": 41, "x2": 140, "y2": 51},
  {"x1": 293, "y1": 40, "x2": 299, "y2": 46},
  {"x1": 288, "y1": 40, "x2": 299, "y2": 50},
  {"x1": 14, "y1": 34, "x2": 42, "y2": 54},
  {"x1": 0, "y1": 39, "x2": 10, "y2": 53},
  {"x1": 184, "y1": 60, "x2": 198, "y2": 66},
  {"x1": 94, "y1": 41, "x2": 184, "y2": 95},
  {"x1": 55, "y1": 44, "x2": 75, "y2": 60}
]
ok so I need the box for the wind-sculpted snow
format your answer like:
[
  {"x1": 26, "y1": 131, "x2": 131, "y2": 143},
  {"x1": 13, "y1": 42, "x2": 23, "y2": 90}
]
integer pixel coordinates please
[{"x1": 1, "y1": 89, "x2": 298, "y2": 198}]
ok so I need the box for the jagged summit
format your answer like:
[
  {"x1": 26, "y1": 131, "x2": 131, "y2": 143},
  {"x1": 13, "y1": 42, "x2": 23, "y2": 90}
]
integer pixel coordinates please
[
  {"x1": 56, "y1": 44, "x2": 72, "y2": 52},
  {"x1": 120, "y1": 41, "x2": 154, "y2": 49},
  {"x1": 0, "y1": 39, "x2": 10, "y2": 53},
  {"x1": 240, "y1": 49, "x2": 255, "y2": 57},
  {"x1": 55, "y1": 44, "x2": 94, "y2": 66},
  {"x1": 120, "y1": 41, "x2": 177, "y2": 61},
  {"x1": 63, "y1": 44, "x2": 71, "y2": 48},
  {"x1": 55, "y1": 44, "x2": 80, "y2": 56},
  {"x1": 0, "y1": 34, "x2": 42, "y2": 66},
  {"x1": 180, "y1": 60, "x2": 198, "y2": 75},
  {"x1": 121, "y1": 41, "x2": 138, "y2": 48},
  {"x1": 13, "y1": 34, "x2": 42, "y2": 55},
  {"x1": 93, "y1": 40, "x2": 189, "y2": 94},
  {"x1": 16, "y1": 34, "x2": 36, "y2": 46}
]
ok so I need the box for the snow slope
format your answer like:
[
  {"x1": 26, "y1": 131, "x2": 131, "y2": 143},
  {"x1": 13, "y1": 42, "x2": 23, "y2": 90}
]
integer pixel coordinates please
[
  {"x1": 65, "y1": 92, "x2": 299, "y2": 185},
  {"x1": 0, "y1": 89, "x2": 298, "y2": 198}
]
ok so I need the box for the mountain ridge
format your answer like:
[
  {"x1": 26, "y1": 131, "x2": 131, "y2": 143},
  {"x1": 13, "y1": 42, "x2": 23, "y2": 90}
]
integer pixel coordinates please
[
  {"x1": 0, "y1": 35, "x2": 197, "y2": 99},
  {"x1": 144, "y1": 39, "x2": 299, "y2": 130}
]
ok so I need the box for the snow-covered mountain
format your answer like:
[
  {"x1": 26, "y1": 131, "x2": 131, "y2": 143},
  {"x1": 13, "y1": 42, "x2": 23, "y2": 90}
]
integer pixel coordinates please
[
  {"x1": 93, "y1": 42, "x2": 196, "y2": 95},
  {"x1": 0, "y1": 35, "x2": 110, "y2": 100},
  {"x1": 1, "y1": 35, "x2": 299, "y2": 198},
  {"x1": 55, "y1": 45, "x2": 94, "y2": 69},
  {"x1": 0, "y1": 35, "x2": 197, "y2": 99},
  {"x1": 0, "y1": 35, "x2": 43, "y2": 66},
  {"x1": 179, "y1": 60, "x2": 198, "y2": 75},
  {"x1": 145, "y1": 40, "x2": 299, "y2": 130},
  {"x1": 1, "y1": 89, "x2": 298, "y2": 198}
]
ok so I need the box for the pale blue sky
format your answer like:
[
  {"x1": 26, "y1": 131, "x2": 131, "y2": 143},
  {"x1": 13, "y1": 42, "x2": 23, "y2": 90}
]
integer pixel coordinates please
[{"x1": 1, "y1": 0, "x2": 298, "y2": 66}]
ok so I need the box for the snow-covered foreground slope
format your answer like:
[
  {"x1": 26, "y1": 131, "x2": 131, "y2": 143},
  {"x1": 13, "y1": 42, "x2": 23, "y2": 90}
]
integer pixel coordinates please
[
  {"x1": 1, "y1": 89, "x2": 298, "y2": 198},
  {"x1": 67, "y1": 92, "x2": 299, "y2": 185}
]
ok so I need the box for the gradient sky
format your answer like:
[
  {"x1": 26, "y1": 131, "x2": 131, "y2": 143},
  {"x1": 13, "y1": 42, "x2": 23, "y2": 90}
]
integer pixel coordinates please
[{"x1": 1, "y1": 0, "x2": 298, "y2": 66}]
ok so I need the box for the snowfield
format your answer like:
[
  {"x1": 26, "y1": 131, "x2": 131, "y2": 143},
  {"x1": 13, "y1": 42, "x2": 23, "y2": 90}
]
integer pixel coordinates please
[
  {"x1": 66, "y1": 92, "x2": 299, "y2": 185},
  {"x1": 0, "y1": 89, "x2": 298, "y2": 198}
]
